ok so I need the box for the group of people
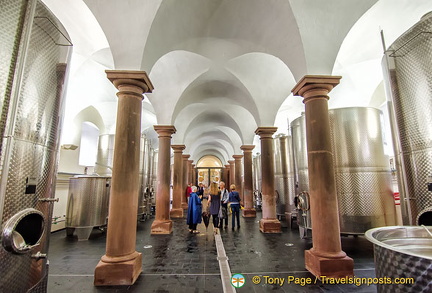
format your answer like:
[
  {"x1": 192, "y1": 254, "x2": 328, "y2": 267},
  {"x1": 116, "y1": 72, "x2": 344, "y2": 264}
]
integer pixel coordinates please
[{"x1": 186, "y1": 181, "x2": 242, "y2": 234}]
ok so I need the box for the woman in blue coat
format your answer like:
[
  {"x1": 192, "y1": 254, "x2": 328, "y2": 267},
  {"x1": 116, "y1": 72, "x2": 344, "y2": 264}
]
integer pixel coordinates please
[{"x1": 187, "y1": 186, "x2": 202, "y2": 234}]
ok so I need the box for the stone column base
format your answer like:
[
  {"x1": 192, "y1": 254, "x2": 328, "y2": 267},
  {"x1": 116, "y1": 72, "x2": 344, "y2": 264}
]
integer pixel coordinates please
[
  {"x1": 181, "y1": 203, "x2": 188, "y2": 210},
  {"x1": 242, "y1": 208, "x2": 256, "y2": 218},
  {"x1": 151, "y1": 219, "x2": 173, "y2": 234},
  {"x1": 305, "y1": 249, "x2": 354, "y2": 278},
  {"x1": 259, "y1": 218, "x2": 281, "y2": 233},
  {"x1": 94, "y1": 253, "x2": 142, "y2": 286},
  {"x1": 170, "y1": 208, "x2": 184, "y2": 218}
]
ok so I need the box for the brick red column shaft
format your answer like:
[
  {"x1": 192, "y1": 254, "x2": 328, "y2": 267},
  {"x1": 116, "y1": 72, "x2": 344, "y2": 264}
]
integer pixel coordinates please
[
  {"x1": 170, "y1": 145, "x2": 185, "y2": 218},
  {"x1": 192, "y1": 164, "x2": 196, "y2": 185},
  {"x1": 241, "y1": 145, "x2": 256, "y2": 217},
  {"x1": 181, "y1": 154, "x2": 190, "y2": 209},
  {"x1": 224, "y1": 164, "x2": 230, "y2": 186},
  {"x1": 233, "y1": 155, "x2": 243, "y2": 201},
  {"x1": 188, "y1": 160, "x2": 193, "y2": 185},
  {"x1": 95, "y1": 70, "x2": 153, "y2": 286},
  {"x1": 255, "y1": 127, "x2": 281, "y2": 233},
  {"x1": 228, "y1": 160, "x2": 235, "y2": 188},
  {"x1": 151, "y1": 125, "x2": 176, "y2": 234},
  {"x1": 292, "y1": 75, "x2": 353, "y2": 278}
]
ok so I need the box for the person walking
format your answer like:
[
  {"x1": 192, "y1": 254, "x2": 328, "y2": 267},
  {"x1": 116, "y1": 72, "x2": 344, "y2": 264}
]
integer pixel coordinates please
[
  {"x1": 228, "y1": 184, "x2": 241, "y2": 229},
  {"x1": 197, "y1": 183, "x2": 205, "y2": 199},
  {"x1": 208, "y1": 182, "x2": 221, "y2": 234},
  {"x1": 186, "y1": 186, "x2": 202, "y2": 234},
  {"x1": 185, "y1": 183, "x2": 192, "y2": 203},
  {"x1": 219, "y1": 181, "x2": 229, "y2": 229}
]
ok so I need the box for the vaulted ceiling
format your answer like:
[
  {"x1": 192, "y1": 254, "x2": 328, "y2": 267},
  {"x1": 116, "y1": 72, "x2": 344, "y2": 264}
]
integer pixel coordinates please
[{"x1": 42, "y1": 0, "x2": 432, "y2": 164}]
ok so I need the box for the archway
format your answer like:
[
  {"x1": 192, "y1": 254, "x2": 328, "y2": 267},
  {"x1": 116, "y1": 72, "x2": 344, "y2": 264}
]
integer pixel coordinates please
[{"x1": 196, "y1": 155, "x2": 223, "y2": 188}]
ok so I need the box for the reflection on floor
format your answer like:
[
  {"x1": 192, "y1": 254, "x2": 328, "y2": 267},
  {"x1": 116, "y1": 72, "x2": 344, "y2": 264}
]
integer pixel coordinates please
[{"x1": 48, "y1": 213, "x2": 377, "y2": 292}]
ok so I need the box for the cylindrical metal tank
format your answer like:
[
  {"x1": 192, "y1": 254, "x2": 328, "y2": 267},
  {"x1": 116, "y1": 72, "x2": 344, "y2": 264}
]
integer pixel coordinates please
[
  {"x1": 94, "y1": 133, "x2": 150, "y2": 217},
  {"x1": 94, "y1": 134, "x2": 114, "y2": 176},
  {"x1": 382, "y1": 12, "x2": 432, "y2": 226},
  {"x1": 274, "y1": 135, "x2": 286, "y2": 217},
  {"x1": 286, "y1": 135, "x2": 296, "y2": 214},
  {"x1": 329, "y1": 107, "x2": 396, "y2": 233},
  {"x1": 291, "y1": 114, "x2": 309, "y2": 194},
  {"x1": 0, "y1": 0, "x2": 72, "y2": 292},
  {"x1": 291, "y1": 108, "x2": 396, "y2": 234},
  {"x1": 151, "y1": 149, "x2": 158, "y2": 207},
  {"x1": 252, "y1": 154, "x2": 262, "y2": 210},
  {"x1": 65, "y1": 176, "x2": 111, "y2": 240},
  {"x1": 274, "y1": 134, "x2": 296, "y2": 218},
  {"x1": 291, "y1": 114, "x2": 312, "y2": 230},
  {"x1": 365, "y1": 226, "x2": 432, "y2": 293},
  {"x1": 143, "y1": 137, "x2": 151, "y2": 189},
  {"x1": 137, "y1": 135, "x2": 146, "y2": 216}
]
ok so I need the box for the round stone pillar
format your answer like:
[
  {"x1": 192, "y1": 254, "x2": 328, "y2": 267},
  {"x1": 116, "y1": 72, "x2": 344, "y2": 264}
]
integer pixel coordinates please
[
  {"x1": 95, "y1": 70, "x2": 153, "y2": 286},
  {"x1": 292, "y1": 75, "x2": 353, "y2": 278},
  {"x1": 170, "y1": 145, "x2": 185, "y2": 218},
  {"x1": 151, "y1": 125, "x2": 176, "y2": 234},
  {"x1": 233, "y1": 155, "x2": 243, "y2": 201},
  {"x1": 192, "y1": 164, "x2": 196, "y2": 185},
  {"x1": 181, "y1": 154, "x2": 190, "y2": 209},
  {"x1": 228, "y1": 160, "x2": 235, "y2": 188},
  {"x1": 224, "y1": 164, "x2": 230, "y2": 186},
  {"x1": 255, "y1": 127, "x2": 281, "y2": 233},
  {"x1": 188, "y1": 160, "x2": 194, "y2": 185},
  {"x1": 241, "y1": 145, "x2": 256, "y2": 217}
]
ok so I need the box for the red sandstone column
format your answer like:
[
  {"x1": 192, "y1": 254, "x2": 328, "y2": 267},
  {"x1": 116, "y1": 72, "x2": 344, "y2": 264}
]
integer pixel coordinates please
[
  {"x1": 292, "y1": 75, "x2": 353, "y2": 278},
  {"x1": 255, "y1": 127, "x2": 281, "y2": 233},
  {"x1": 192, "y1": 164, "x2": 196, "y2": 185},
  {"x1": 151, "y1": 125, "x2": 176, "y2": 234},
  {"x1": 181, "y1": 154, "x2": 190, "y2": 209},
  {"x1": 233, "y1": 155, "x2": 243, "y2": 201},
  {"x1": 241, "y1": 145, "x2": 256, "y2": 217},
  {"x1": 94, "y1": 70, "x2": 153, "y2": 286},
  {"x1": 170, "y1": 145, "x2": 185, "y2": 218},
  {"x1": 221, "y1": 166, "x2": 226, "y2": 184},
  {"x1": 188, "y1": 160, "x2": 193, "y2": 185},
  {"x1": 228, "y1": 160, "x2": 235, "y2": 188},
  {"x1": 224, "y1": 164, "x2": 230, "y2": 186}
]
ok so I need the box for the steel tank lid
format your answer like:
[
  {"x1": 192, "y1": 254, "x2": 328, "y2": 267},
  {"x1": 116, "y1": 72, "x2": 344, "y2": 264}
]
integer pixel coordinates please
[{"x1": 365, "y1": 226, "x2": 432, "y2": 260}]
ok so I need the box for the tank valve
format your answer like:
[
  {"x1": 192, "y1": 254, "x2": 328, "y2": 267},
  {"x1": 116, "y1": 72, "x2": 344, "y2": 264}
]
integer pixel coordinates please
[
  {"x1": 31, "y1": 252, "x2": 47, "y2": 260},
  {"x1": 38, "y1": 198, "x2": 59, "y2": 202}
]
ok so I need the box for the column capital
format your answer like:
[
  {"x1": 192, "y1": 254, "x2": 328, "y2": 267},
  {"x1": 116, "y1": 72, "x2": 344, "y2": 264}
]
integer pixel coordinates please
[
  {"x1": 154, "y1": 125, "x2": 176, "y2": 137},
  {"x1": 106, "y1": 70, "x2": 154, "y2": 100},
  {"x1": 224, "y1": 164, "x2": 230, "y2": 169},
  {"x1": 228, "y1": 160, "x2": 235, "y2": 164},
  {"x1": 240, "y1": 145, "x2": 255, "y2": 152},
  {"x1": 182, "y1": 154, "x2": 190, "y2": 160},
  {"x1": 255, "y1": 127, "x2": 278, "y2": 138},
  {"x1": 233, "y1": 155, "x2": 243, "y2": 160},
  {"x1": 188, "y1": 159, "x2": 193, "y2": 164},
  {"x1": 171, "y1": 144, "x2": 186, "y2": 152},
  {"x1": 192, "y1": 164, "x2": 195, "y2": 168},
  {"x1": 292, "y1": 75, "x2": 341, "y2": 102}
]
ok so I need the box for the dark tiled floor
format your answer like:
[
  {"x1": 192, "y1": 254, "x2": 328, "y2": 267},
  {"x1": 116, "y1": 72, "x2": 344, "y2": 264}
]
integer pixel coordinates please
[{"x1": 47, "y1": 213, "x2": 377, "y2": 292}]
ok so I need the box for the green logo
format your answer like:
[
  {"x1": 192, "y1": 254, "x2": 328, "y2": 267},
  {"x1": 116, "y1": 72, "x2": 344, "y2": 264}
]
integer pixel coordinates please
[{"x1": 231, "y1": 274, "x2": 246, "y2": 288}]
